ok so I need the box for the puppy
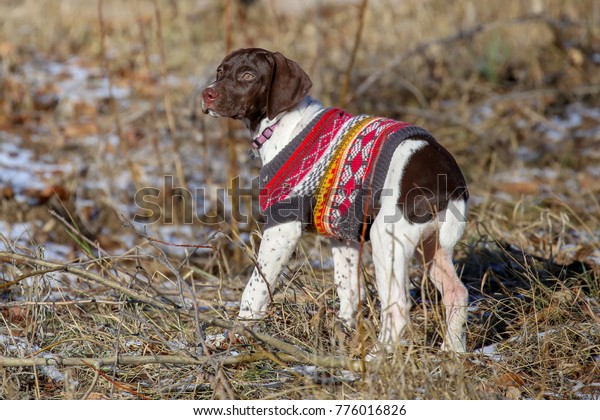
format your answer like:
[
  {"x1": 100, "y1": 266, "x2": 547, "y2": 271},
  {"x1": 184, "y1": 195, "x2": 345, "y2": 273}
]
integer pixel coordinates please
[{"x1": 201, "y1": 48, "x2": 469, "y2": 352}]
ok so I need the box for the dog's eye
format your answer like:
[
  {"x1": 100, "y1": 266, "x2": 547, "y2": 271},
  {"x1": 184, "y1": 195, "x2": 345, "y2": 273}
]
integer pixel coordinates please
[
  {"x1": 241, "y1": 72, "x2": 255, "y2": 81},
  {"x1": 216, "y1": 69, "x2": 223, "y2": 79}
]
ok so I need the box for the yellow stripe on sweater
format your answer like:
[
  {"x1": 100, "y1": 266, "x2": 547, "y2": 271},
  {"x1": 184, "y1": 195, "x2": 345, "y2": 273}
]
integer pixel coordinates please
[{"x1": 313, "y1": 116, "x2": 377, "y2": 236}]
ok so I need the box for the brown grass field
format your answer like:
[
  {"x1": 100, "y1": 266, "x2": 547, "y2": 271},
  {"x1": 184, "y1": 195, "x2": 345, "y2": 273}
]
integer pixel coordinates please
[{"x1": 0, "y1": 0, "x2": 599, "y2": 399}]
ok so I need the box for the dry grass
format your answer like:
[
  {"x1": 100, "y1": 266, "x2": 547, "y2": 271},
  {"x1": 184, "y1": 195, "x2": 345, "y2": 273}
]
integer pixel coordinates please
[{"x1": 1, "y1": 0, "x2": 599, "y2": 400}]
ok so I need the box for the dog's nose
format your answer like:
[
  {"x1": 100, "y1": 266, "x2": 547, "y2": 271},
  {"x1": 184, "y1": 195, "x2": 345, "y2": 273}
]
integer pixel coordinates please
[{"x1": 202, "y1": 87, "x2": 219, "y2": 103}]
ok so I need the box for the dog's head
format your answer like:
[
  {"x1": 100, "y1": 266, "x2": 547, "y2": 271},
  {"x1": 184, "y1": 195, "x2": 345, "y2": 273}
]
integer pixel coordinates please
[{"x1": 201, "y1": 48, "x2": 312, "y2": 129}]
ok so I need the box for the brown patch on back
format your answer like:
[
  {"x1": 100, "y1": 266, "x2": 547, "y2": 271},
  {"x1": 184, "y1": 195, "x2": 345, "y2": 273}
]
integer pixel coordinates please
[{"x1": 399, "y1": 142, "x2": 468, "y2": 224}]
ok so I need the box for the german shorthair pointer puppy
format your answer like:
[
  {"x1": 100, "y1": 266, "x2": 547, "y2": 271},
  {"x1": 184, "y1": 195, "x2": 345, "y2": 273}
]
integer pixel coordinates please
[{"x1": 201, "y1": 48, "x2": 469, "y2": 353}]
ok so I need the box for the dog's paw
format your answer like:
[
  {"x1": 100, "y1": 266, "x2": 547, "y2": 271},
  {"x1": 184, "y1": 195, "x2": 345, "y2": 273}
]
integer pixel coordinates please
[
  {"x1": 237, "y1": 304, "x2": 269, "y2": 321},
  {"x1": 440, "y1": 340, "x2": 467, "y2": 353}
]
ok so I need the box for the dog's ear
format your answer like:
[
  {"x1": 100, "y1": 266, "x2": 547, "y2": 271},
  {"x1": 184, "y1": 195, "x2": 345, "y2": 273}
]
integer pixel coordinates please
[{"x1": 266, "y1": 52, "x2": 312, "y2": 120}]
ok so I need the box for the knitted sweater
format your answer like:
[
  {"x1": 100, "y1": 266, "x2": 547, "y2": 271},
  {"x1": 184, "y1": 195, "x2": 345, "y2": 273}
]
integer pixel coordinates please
[{"x1": 259, "y1": 108, "x2": 437, "y2": 241}]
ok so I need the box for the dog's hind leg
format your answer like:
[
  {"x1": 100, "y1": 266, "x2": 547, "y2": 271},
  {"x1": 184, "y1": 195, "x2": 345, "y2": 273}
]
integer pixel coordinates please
[
  {"x1": 425, "y1": 202, "x2": 469, "y2": 352},
  {"x1": 427, "y1": 246, "x2": 468, "y2": 352},
  {"x1": 331, "y1": 239, "x2": 364, "y2": 329},
  {"x1": 370, "y1": 216, "x2": 422, "y2": 350}
]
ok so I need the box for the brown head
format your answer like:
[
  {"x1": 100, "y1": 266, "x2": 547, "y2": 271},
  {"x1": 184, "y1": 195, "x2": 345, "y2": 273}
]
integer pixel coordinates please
[{"x1": 201, "y1": 48, "x2": 312, "y2": 132}]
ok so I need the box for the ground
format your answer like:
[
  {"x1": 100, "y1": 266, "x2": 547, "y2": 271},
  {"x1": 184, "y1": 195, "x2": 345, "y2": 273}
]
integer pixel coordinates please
[{"x1": 0, "y1": 0, "x2": 599, "y2": 399}]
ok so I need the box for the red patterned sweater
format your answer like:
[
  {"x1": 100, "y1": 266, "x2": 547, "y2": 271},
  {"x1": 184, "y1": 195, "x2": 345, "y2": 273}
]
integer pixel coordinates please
[{"x1": 259, "y1": 108, "x2": 437, "y2": 241}]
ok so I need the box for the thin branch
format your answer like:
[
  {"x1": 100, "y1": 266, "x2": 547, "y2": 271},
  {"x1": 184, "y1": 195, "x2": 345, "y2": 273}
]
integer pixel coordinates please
[
  {"x1": 474, "y1": 84, "x2": 600, "y2": 107},
  {"x1": 339, "y1": 0, "x2": 368, "y2": 108},
  {"x1": 0, "y1": 299, "x2": 126, "y2": 309},
  {"x1": 81, "y1": 363, "x2": 101, "y2": 400},
  {"x1": 97, "y1": 0, "x2": 142, "y2": 190},
  {"x1": 353, "y1": 14, "x2": 547, "y2": 99},
  {"x1": 0, "y1": 268, "x2": 63, "y2": 290},
  {"x1": 0, "y1": 351, "x2": 334, "y2": 369},
  {"x1": 0, "y1": 251, "x2": 181, "y2": 312},
  {"x1": 117, "y1": 213, "x2": 216, "y2": 250},
  {"x1": 48, "y1": 207, "x2": 102, "y2": 256},
  {"x1": 0, "y1": 250, "x2": 362, "y2": 371},
  {"x1": 136, "y1": 9, "x2": 165, "y2": 173},
  {"x1": 152, "y1": 0, "x2": 187, "y2": 191},
  {"x1": 394, "y1": 105, "x2": 485, "y2": 138},
  {"x1": 80, "y1": 359, "x2": 150, "y2": 399}
]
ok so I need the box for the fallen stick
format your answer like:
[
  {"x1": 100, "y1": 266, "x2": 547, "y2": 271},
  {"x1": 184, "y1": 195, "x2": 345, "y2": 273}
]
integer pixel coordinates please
[
  {"x1": 353, "y1": 14, "x2": 548, "y2": 99},
  {"x1": 0, "y1": 352, "x2": 302, "y2": 368},
  {"x1": 0, "y1": 251, "x2": 363, "y2": 371}
]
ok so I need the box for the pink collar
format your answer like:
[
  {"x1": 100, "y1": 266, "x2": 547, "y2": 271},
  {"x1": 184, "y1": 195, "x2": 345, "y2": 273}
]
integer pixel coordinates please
[{"x1": 251, "y1": 121, "x2": 278, "y2": 150}]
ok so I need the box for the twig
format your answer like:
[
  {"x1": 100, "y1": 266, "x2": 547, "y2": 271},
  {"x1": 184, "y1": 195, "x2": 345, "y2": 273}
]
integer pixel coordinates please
[
  {"x1": 394, "y1": 105, "x2": 485, "y2": 138},
  {"x1": 117, "y1": 214, "x2": 218, "y2": 350},
  {"x1": 0, "y1": 351, "x2": 330, "y2": 369},
  {"x1": 136, "y1": 9, "x2": 165, "y2": 173},
  {"x1": 80, "y1": 360, "x2": 150, "y2": 399},
  {"x1": 143, "y1": 231, "x2": 211, "y2": 357},
  {"x1": 117, "y1": 213, "x2": 216, "y2": 250},
  {"x1": 152, "y1": 0, "x2": 187, "y2": 191},
  {"x1": 474, "y1": 84, "x2": 600, "y2": 107},
  {"x1": 353, "y1": 14, "x2": 547, "y2": 100},
  {"x1": 118, "y1": 215, "x2": 218, "y2": 357},
  {"x1": 97, "y1": 0, "x2": 142, "y2": 191},
  {"x1": 134, "y1": 236, "x2": 214, "y2": 250},
  {"x1": 109, "y1": 265, "x2": 138, "y2": 396},
  {"x1": 0, "y1": 250, "x2": 362, "y2": 371},
  {"x1": 81, "y1": 363, "x2": 101, "y2": 400},
  {"x1": 0, "y1": 268, "x2": 63, "y2": 290},
  {"x1": 0, "y1": 299, "x2": 126, "y2": 309},
  {"x1": 224, "y1": 0, "x2": 242, "y2": 264},
  {"x1": 339, "y1": 0, "x2": 368, "y2": 108},
  {"x1": 212, "y1": 366, "x2": 236, "y2": 399},
  {"x1": 0, "y1": 251, "x2": 180, "y2": 311},
  {"x1": 48, "y1": 208, "x2": 101, "y2": 257}
]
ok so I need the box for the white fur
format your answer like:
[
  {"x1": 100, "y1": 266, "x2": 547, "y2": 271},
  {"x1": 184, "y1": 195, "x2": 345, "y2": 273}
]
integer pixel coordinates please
[
  {"x1": 252, "y1": 97, "x2": 324, "y2": 164},
  {"x1": 236, "y1": 97, "x2": 469, "y2": 353},
  {"x1": 331, "y1": 238, "x2": 364, "y2": 327}
]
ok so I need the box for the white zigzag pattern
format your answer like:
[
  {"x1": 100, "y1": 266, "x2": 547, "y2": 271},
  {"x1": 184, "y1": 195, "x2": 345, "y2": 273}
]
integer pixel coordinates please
[
  {"x1": 289, "y1": 115, "x2": 368, "y2": 199},
  {"x1": 326, "y1": 119, "x2": 398, "y2": 230}
]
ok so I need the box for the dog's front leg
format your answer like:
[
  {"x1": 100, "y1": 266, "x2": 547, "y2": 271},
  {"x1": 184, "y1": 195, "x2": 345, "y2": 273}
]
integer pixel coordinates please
[
  {"x1": 238, "y1": 221, "x2": 302, "y2": 320},
  {"x1": 331, "y1": 239, "x2": 364, "y2": 329}
]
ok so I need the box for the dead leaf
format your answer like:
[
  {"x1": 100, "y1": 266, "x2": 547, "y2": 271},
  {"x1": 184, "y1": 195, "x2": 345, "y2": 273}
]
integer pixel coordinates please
[
  {"x1": 1, "y1": 185, "x2": 14, "y2": 199},
  {"x1": 581, "y1": 297, "x2": 600, "y2": 323},
  {"x1": 495, "y1": 182, "x2": 539, "y2": 196},
  {"x1": 0, "y1": 41, "x2": 15, "y2": 56},
  {"x1": 85, "y1": 392, "x2": 105, "y2": 400},
  {"x1": 0, "y1": 115, "x2": 10, "y2": 130},
  {"x1": 23, "y1": 185, "x2": 70, "y2": 204},
  {"x1": 505, "y1": 386, "x2": 522, "y2": 399},
  {"x1": 567, "y1": 48, "x2": 584, "y2": 67},
  {"x1": 1, "y1": 306, "x2": 27, "y2": 323},
  {"x1": 496, "y1": 371, "x2": 525, "y2": 387},
  {"x1": 73, "y1": 101, "x2": 98, "y2": 117},
  {"x1": 577, "y1": 173, "x2": 600, "y2": 192},
  {"x1": 9, "y1": 113, "x2": 28, "y2": 126},
  {"x1": 62, "y1": 121, "x2": 98, "y2": 138}
]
